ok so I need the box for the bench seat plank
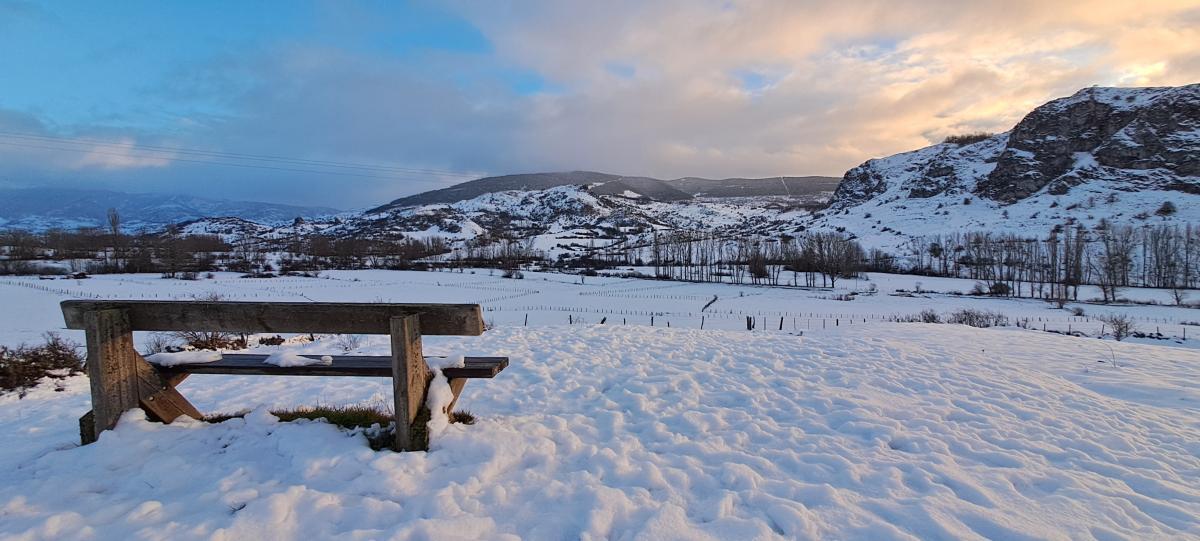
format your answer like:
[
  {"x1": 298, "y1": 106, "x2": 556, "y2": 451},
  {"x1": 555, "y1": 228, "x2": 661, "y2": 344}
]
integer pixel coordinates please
[{"x1": 156, "y1": 354, "x2": 508, "y2": 379}]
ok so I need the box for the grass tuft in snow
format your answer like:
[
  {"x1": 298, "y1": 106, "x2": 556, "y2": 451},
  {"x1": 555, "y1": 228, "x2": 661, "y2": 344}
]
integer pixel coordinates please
[
  {"x1": 203, "y1": 404, "x2": 475, "y2": 450},
  {"x1": 204, "y1": 404, "x2": 392, "y2": 428}
]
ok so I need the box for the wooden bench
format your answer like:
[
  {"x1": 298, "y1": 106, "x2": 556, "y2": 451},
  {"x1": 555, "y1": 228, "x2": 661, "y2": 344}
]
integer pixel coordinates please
[{"x1": 61, "y1": 300, "x2": 508, "y2": 451}]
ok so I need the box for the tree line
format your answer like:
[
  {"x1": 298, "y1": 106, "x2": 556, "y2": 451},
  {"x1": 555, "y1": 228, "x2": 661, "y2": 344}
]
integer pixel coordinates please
[
  {"x1": 893, "y1": 222, "x2": 1200, "y2": 301},
  {"x1": 3, "y1": 209, "x2": 1198, "y2": 303}
]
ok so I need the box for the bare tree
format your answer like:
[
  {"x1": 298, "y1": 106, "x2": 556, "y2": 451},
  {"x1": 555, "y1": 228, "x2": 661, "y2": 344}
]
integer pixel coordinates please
[
  {"x1": 806, "y1": 231, "x2": 864, "y2": 288},
  {"x1": 106, "y1": 207, "x2": 122, "y2": 268}
]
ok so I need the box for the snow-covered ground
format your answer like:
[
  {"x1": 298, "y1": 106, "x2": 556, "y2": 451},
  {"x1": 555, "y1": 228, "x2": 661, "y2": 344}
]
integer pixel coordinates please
[
  {"x1": 2, "y1": 270, "x2": 1195, "y2": 348},
  {"x1": 1, "y1": 271, "x2": 1198, "y2": 539}
]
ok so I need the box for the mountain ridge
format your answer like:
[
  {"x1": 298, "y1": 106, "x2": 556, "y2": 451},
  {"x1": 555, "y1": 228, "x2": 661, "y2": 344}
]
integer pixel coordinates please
[
  {"x1": 370, "y1": 171, "x2": 841, "y2": 212},
  {"x1": 0, "y1": 187, "x2": 339, "y2": 233}
]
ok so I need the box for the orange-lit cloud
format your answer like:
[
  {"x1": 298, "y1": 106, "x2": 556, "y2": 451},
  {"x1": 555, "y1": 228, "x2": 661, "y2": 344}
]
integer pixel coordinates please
[{"x1": 455, "y1": 0, "x2": 1200, "y2": 177}]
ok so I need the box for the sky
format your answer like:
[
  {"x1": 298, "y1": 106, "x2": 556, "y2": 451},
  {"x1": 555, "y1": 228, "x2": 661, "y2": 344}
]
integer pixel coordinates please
[{"x1": 0, "y1": 0, "x2": 1197, "y2": 209}]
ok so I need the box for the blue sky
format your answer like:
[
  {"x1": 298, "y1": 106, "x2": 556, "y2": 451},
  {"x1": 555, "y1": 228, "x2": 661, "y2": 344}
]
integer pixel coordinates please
[
  {"x1": 0, "y1": 1, "x2": 508, "y2": 130},
  {"x1": 0, "y1": 1, "x2": 1195, "y2": 208}
]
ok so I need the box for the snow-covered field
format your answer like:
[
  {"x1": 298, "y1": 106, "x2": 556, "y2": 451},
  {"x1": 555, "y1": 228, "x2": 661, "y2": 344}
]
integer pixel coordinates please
[
  {"x1": 1, "y1": 270, "x2": 1198, "y2": 539},
  {"x1": 2, "y1": 270, "x2": 1196, "y2": 347}
]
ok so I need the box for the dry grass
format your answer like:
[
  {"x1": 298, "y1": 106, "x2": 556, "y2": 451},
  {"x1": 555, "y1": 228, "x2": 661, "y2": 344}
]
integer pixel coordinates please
[{"x1": 204, "y1": 404, "x2": 475, "y2": 451}]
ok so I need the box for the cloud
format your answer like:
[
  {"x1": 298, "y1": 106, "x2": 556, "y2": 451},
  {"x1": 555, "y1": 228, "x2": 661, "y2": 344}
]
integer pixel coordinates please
[
  {"x1": 451, "y1": 0, "x2": 1199, "y2": 175},
  {"x1": 3, "y1": 1, "x2": 1198, "y2": 207}
]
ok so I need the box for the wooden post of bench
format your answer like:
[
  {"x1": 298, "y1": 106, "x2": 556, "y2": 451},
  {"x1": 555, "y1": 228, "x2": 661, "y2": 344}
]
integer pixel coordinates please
[
  {"x1": 83, "y1": 309, "x2": 140, "y2": 441},
  {"x1": 80, "y1": 309, "x2": 202, "y2": 443},
  {"x1": 391, "y1": 315, "x2": 432, "y2": 451}
]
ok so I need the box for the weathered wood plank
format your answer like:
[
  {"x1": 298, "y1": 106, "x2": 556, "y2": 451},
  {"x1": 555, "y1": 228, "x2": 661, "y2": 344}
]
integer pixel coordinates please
[
  {"x1": 83, "y1": 309, "x2": 140, "y2": 440},
  {"x1": 79, "y1": 411, "x2": 96, "y2": 445},
  {"x1": 445, "y1": 378, "x2": 468, "y2": 415},
  {"x1": 61, "y1": 301, "x2": 484, "y2": 336},
  {"x1": 157, "y1": 354, "x2": 507, "y2": 379},
  {"x1": 132, "y1": 353, "x2": 202, "y2": 423},
  {"x1": 78, "y1": 340, "x2": 203, "y2": 443},
  {"x1": 391, "y1": 315, "x2": 431, "y2": 452}
]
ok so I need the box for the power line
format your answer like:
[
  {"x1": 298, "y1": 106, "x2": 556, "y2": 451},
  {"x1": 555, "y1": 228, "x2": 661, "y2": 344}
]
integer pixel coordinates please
[
  {"x1": 0, "y1": 130, "x2": 480, "y2": 178},
  {"x1": 0, "y1": 139, "x2": 462, "y2": 181}
]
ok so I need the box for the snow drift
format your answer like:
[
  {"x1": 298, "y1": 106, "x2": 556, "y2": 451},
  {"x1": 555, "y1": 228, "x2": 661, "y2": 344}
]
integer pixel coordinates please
[{"x1": 1, "y1": 324, "x2": 1197, "y2": 539}]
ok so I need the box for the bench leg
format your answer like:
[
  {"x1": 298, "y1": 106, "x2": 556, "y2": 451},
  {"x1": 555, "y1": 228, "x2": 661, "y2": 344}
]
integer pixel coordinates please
[
  {"x1": 79, "y1": 371, "x2": 199, "y2": 445},
  {"x1": 133, "y1": 359, "x2": 202, "y2": 424},
  {"x1": 81, "y1": 309, "x2": 201, "y2": 445},
  {"x1": 83, "y1": 309, "x2": 142, "y2": 442},
  {"x1": 391, "y1": 315, "x2": 432, "y2": 451},
  {"x1": 444, "y1": 378, "x2": 468, "y2": 415}
]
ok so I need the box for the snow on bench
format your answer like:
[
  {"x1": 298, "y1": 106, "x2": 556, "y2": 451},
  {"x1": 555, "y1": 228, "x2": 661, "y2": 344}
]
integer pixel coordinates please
[{"x1": 60, "y1": 300, "x2": 507, "y2": 451}]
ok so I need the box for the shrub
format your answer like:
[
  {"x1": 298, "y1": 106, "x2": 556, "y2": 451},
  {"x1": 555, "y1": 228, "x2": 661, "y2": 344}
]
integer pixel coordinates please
[
  {"x1": 1, "y1": 333, "x2": 84, "y2": 397},
  {"x1": 1155, "y1": 201, "x2": 1177, "y2": 216},
  {"x1": 501, "y1": 269, "x2": 524, "y2": 279},
  {"x1": 257, "y1": 335, "x2": 286, "y2": 346},
  {"x1": 335, "y1": 334, "x2": 364, "y2": 352},
  {"x1": 988, "y1": 282, "x2": 1012, "y2": 296},
  {"x1": 143, "y1": 333, "x2": 181, "y2": 355},
  {"x1": 1071, "y1": 307, "x2": 1086, "y2": 317},
  {"x1": 942, "y1": 132, "x2": 995, "y2": 146},
  {"x1": 918, "y1": 309, "x2": 941, "y2": 323},
  {"x1": 1099, "y1": 313, "x2": 1136, "y2": 341},
  {"x1": 172, "y1": 292, "x2": 247, "y2": 350},
  {"x1": 947, "y1": 309, "x2": 1009, "y2": 328}
]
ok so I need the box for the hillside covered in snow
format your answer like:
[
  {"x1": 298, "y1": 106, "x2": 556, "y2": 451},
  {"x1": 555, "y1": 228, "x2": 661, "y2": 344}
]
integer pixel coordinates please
[
  {"x1": 369, "y1": 171, "x2": 839, "y2": 211},
  {"x1": 168, "y1": 84, "x2": 1199, "y2": 258},
  {"x1": 817, "y1": 84, "x2": 1200, "y2": 249},
  {"x1": 8, "y1": 85, "x2": 1197, "y2": 260}
]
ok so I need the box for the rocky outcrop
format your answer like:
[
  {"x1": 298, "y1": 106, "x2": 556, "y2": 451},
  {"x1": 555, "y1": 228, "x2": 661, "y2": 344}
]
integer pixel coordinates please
[
  {"x1": 831, "y1": 133, "x2": 1007, "y2": 208},
  {"x1": 977, "y1": 84, "x2": 1200, "y2": 202}
]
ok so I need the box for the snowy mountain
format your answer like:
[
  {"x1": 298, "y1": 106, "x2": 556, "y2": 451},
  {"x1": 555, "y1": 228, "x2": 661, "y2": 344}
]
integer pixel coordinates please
[
  {"x1": 181, "y1": 175, "x2": 836, "y2": 256},
  {"x1": 817, "y1": 84, "x2": 1200, "y2": 249},
  {"x1": 257, "y1": 185, "x2": 820, "y2": 257},
  {"x1": 370, "y1": 171, "x2": 839, "y2": 211},
  {"x1": 141, "y1": 84, "x2": 1200, "y2": 256},
  {"x1": 0, "y1": 188, "x2": 339, "y2": 233}
]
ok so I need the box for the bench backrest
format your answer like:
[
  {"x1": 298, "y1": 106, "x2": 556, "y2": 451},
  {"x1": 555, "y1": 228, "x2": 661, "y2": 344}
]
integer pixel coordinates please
[{"x1": 61, "y1": 300, "x2": 484, "y2": 336}]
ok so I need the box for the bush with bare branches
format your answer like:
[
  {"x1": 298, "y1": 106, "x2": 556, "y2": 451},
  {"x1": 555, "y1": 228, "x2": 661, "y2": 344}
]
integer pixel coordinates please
[{"x1": 1099, "y1": 313, "x2": 1136, "y2": 341}]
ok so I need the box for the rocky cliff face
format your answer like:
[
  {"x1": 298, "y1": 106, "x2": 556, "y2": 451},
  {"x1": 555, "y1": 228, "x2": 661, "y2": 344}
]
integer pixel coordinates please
[
  {"x1": 814, "y1": 84, "x2": 1200, "y2": 251},
  {"x1": 833, "y1": 84, "x2": 1200, "y2": 208},
  {"x1": 979, "y1": 85, "x2": 1200, "y2": 201},
  {"x1": 832, "y1": 134, "x2": 1007, "y2": 207}
]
